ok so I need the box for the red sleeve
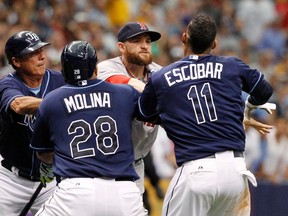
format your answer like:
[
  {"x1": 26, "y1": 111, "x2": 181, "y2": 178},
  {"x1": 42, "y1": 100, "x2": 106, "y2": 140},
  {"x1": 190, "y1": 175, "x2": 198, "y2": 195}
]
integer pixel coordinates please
[{"x1": 105, "y1": 75, "x2": 131, "y2": 84}]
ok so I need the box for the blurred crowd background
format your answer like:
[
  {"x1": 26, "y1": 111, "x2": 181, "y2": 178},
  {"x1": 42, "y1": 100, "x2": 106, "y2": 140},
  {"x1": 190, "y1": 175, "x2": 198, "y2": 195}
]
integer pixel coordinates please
[{"x1": 0, "y1": 0, "x2": 288, "y2": 200}]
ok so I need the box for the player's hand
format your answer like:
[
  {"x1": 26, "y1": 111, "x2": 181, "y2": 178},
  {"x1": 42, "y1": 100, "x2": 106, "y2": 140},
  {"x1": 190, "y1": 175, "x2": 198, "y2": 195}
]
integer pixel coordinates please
[
  {"x1": 40, "y1": 162, "x2": 54, "y2": 187},
  {"x1": 243, "y1": 116, "x2": 273, "y2": 135}
]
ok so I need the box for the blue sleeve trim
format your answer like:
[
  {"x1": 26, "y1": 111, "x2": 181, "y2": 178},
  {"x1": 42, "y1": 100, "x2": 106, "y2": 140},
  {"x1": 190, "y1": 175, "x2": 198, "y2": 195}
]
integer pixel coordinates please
[
  {"x1": 249, "y1": 72, "x2": 263, "y2": 94},
  {"x1": 29, "y1": 144, "x2": 53, "y2": 152},
  {"x1": 137, "y1": 96, "x2": 157, "y2": 118},
  {"x1": 5, "y1": 95, "x2": 23, "y2": 113}
]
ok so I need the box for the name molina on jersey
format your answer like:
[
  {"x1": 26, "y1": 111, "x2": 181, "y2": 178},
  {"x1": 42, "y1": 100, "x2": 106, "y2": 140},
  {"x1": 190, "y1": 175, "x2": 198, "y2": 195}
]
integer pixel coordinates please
[
  {"x1": 63, "y1": 92, "x2": 111, "y2": 113},
  {"x1": 164, "y1": 62, "x2": 223, "y2": 87}
]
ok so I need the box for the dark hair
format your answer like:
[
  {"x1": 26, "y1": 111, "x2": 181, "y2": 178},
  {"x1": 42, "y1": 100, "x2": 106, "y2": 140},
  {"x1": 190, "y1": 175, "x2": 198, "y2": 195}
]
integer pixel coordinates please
[{"x1": 186, "y1": 14, "x2": 217, "y2": 54}]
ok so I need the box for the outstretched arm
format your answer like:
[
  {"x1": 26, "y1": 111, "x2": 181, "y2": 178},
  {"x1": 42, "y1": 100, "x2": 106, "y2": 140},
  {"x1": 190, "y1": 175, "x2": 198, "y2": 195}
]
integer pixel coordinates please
[
  {"x1": 106, "y1": 75, "x2": 145, "y2": 92},
  {"x1": 10, "y1": 96, "x2": 42, "y2": 115}
]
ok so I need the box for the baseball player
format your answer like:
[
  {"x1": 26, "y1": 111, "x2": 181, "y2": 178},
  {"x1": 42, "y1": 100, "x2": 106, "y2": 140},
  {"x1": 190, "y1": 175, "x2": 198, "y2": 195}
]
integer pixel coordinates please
[
  {"x1": 0, "y1": 31, "x2": 65, "y2": 215},
  {"x1": 97, "y1": 22, "x2": 162, "y2": 196},
  {"x1": 138, "y1": 14, "x2": 275, "y2": 216},
  {"x1": 30, "y1": 41, "x2": 147, "y2": 216},
  {"x1": 97, "y1": 22, "x2": 273, "y2": 200}
]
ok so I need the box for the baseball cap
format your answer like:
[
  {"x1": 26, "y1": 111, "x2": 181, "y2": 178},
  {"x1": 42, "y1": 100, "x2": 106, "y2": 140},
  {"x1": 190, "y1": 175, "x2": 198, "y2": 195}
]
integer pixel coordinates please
[{"x1": 118, "y1": 22, "x2": 161, "y2": 42}]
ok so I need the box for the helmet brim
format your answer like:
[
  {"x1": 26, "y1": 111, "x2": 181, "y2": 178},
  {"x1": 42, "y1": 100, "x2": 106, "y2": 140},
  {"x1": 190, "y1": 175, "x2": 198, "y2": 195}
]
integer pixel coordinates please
[{"x1": 17, "y1": 42, "x2": 51, "y2": 57}]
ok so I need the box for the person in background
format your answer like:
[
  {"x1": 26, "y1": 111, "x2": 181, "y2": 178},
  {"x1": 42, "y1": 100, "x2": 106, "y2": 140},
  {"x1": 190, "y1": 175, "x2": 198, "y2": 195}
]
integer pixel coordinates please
[
  {"x1": 0, "y1": 31, "x2": 65, "y2": 215},
  {"x1": 138, "y1": 14, "x2": 275, "y2": 216}
]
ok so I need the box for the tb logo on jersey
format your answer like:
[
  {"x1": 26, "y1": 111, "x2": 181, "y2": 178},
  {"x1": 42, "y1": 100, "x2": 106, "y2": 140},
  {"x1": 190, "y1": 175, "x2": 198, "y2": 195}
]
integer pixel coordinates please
[{"x1": 17, "y1": 114, "x2": 37, "y2": 131}]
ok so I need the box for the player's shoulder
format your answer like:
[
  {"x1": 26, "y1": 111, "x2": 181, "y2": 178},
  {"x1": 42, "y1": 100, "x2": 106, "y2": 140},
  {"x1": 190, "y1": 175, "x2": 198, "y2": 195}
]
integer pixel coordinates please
[
  {"x1": 45, "y1": 69, "x2": 63, "y2": 78},
  {"x1": 0, "y1": 72, "x2": 21, "y2": 87},
  {"x1": 214, "y1": 55, "x2": 242, "y2": 63},
  {"x1": 45, "y1": 69, "x2": 65, "y2": 83},
  {"x1": 107, "y1": 81, "x2": 136, "y2": 92},
  {"x1": 106, "y1": 82, "x2": 139, "y2": 98},
  {"x1": 97, "y1": 57, "x2": 127, "y2": 80},
  {"x1": 148, "y1": 62, "x2": 162, "y2": 72},
  {"x1": 98, "y1": 56, "x2": 122, "y2": 68},
  {"x1": 0, "y1": 72, "x2": 15, "y2": 82}
]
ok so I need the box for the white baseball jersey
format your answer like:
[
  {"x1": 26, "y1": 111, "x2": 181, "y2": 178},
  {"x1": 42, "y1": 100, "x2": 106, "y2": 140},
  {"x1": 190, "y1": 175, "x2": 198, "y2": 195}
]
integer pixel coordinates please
[
  {"x1": 98, "y1": 57, "x2": 161, "y2": 193},
  {"x1": 98, "y1": 57, "x2": 161, "y2": 160}
]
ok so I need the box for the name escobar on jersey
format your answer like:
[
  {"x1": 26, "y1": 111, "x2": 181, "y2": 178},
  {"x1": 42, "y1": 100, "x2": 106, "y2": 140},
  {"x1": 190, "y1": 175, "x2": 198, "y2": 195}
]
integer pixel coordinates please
[
  {"x1": 63, "y1": 92, "x2": 111, "y2": 113},
  {"x1": 164, "y1": 62, "x2": 223, "y2": 87}
]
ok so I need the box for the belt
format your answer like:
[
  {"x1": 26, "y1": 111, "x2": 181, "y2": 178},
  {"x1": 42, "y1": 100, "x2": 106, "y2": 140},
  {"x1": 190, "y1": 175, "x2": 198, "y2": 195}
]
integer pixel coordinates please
[
  {"x1": 1, "y1": 159, "x2": 40, "y2": 181},
  {"x1": 56, "y1": 176, "x2": 135, "y2": 183},
  {"x1": 133, "y1": 158, "x2": 143, "y2": 165},
  {"x1": 115, "y1": 177, "x2": 135, "y2": 181},
  {"x1": 207, "y1": 150, "x2": 244, "y2": 158}
]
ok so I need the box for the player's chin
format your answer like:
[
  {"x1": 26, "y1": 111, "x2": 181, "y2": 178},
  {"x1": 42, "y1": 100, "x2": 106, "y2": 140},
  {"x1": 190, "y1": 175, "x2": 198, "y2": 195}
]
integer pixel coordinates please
[
  {"x1": 139, "y1": 52, "x2": 151, "y2": 57},
  {"x1": 139, "y1": 54, "x2": 152, "y2": 65},
  {"x1": 34, "y1": 66, "x2": 46, "y2": 75}
]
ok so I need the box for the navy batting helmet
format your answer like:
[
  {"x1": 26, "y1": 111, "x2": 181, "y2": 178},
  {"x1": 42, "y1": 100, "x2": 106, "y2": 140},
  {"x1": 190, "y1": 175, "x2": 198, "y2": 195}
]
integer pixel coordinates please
[
  {"x1": 61, "y1": 41, "x2": 98, "y2": 86},
  {"x1": 5, "y1": 31, "x2": 51, "y2": 64}
]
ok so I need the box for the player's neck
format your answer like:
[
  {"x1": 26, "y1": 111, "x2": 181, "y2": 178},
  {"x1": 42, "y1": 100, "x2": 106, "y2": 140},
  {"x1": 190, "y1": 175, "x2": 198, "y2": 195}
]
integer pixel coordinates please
[
  {"x1": 19, "y1": 74, "x2": 43, "y2": 88},
  {"x1": 121, "y1": 58, "x2": 146, "y2": 81}
]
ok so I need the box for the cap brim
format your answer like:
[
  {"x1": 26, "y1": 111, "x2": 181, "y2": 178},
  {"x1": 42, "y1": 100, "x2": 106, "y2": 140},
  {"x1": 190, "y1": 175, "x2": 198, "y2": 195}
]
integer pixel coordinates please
[
  {"x1": 19, "y1": 42, "x2": 51, "y2": 56},
  {"x1": 121, "y1": 31, "x2": 161, "y2": 42}
]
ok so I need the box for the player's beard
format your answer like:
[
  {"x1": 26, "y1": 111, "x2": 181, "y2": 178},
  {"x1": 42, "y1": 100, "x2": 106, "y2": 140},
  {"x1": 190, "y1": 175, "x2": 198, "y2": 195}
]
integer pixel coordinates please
[{"x1": 125, "y1": 51, "x2": 153, "y2": 66}]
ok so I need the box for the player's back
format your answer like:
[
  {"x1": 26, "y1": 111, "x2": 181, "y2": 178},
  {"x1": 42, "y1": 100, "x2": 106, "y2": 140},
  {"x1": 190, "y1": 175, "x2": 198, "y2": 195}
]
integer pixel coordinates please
[
  {"x1": 35, "y1": 79, "x2": 140, "y2": 180},
  {"x1": 149, "y1": 54, "x2": 269, "y2": 165}
]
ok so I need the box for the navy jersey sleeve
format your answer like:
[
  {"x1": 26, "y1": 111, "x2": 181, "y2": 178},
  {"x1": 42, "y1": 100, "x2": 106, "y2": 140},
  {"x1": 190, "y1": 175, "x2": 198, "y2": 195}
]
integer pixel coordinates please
[
  {"x1": 236, "y1": 58, "x2": 273, "y2": 105},
  {"x1": 0, "y1": 75, "x2": 26, "y2": 112},
  {"x1": 137, "y1": 78, "x2": 160, "y2": 122},
  {"x1": 139, "y1": 79, "x2": 157, "y2": 117}
]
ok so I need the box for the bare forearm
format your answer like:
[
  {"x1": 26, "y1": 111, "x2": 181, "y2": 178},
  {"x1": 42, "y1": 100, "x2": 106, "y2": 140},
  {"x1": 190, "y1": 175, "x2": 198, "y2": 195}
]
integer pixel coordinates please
[
  {"x1": 10, "y1": 96, "x2": 42, "y2": 115},
  {"x1": 128, "y1": 78, "x2": 145, "y2": 92}
]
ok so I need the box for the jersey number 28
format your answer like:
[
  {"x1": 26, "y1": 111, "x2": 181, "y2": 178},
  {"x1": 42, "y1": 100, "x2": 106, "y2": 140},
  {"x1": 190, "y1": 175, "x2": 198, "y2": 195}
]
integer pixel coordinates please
[{"x1": 68, "y1": 116, "x2": 119, "y2": 159}]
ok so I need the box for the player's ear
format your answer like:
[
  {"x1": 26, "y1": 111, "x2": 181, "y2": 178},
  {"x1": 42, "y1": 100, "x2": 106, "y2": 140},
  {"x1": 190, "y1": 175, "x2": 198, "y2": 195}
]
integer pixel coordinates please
[
  {"x1": 11, "y1": 57, "x2": 21, "y2": 68},
  {"x1": 117, "y1": 42, "x2": 125, "y2": 53},
  {"x1": 181, "y1": 32, "x2": 187, "y2": 45},
  {"x1": 211, "y1": 39, "x2": 217, "y2": 50},
  {"x1": 94, "y1": 65, "x2": 98, "y2": 77}
]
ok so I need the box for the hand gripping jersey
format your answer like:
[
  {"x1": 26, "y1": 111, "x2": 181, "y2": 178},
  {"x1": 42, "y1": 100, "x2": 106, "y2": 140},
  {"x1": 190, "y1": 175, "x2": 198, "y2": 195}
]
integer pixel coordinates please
[
  {"x1": 98, "y1": 56, "x2": 161, "y2": 160},
  {"x1": 0, "y1": 70, "x2": 65, "y2": 177}
]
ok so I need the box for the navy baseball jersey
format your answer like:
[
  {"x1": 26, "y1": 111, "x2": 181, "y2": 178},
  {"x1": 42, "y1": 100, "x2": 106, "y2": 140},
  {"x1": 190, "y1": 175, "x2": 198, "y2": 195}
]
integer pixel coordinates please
[
  {"x1": 138, "y1": 54, "x2": 273, "y2": 166},
  {"x1": 30, "y1": 79, "x2": 140, "y2": 180},
  {"x1": 0, "y1": 70, "x2": 65, "y2": 175}
]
